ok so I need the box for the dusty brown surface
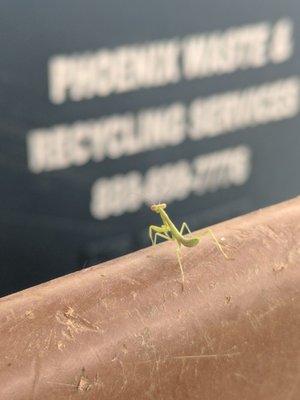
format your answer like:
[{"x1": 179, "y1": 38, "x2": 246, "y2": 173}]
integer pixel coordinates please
[{"x1": 0, "y1": 197, "x2": 299, "y2": 400}]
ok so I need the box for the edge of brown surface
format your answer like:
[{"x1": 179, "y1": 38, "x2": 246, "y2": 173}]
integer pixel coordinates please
[{"x1": 0, "y1": 197, "x2": 299, "y2": 400}]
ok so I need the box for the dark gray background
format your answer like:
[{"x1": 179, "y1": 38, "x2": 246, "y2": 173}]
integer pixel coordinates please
[{"x1": 0, "y1": 0, "x2": 299, "y2": 296}]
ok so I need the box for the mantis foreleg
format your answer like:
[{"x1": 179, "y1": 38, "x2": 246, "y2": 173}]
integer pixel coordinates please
[
  {"x1": 149, "y1": 225, "x2": 170, "y2": 245},
  {"x1": 154, "y1": 232, "x2": 171, "y2": 245}
]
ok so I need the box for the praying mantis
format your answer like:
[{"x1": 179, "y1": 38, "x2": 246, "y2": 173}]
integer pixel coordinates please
[{"x1": 149, "y1": 203, "x2": 228, "y2": 288}]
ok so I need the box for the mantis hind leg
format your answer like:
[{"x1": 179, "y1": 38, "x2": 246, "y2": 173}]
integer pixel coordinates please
[
  {"x1": 199, "y1": 228, "x2": 228, "y2": 259},
  {"x1": 179, "y1": 222, "x2": 192, "y2": 235},
  {"x1": 176, "y1": 245, "x2": 185, "y2": 291}
]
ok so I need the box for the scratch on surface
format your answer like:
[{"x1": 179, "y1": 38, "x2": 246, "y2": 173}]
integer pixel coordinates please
[
  {"x1": 203, "y1": 332, "x2": 214, "y2": 351},
  {"x1": 44, "y1": 328, "x2": 54, "y2": 352},
  {"x1": 233, "y1": 372, "x2": 254, "y2": 385},
  {"x1": 119, "y1": 359, "x2": 128, "y2": 391},
  {"x1": 246, "y1": 311, "x2": 262, "y2": 330},
  {"x1": 247, "y1": 301, "x2": 282, "y2": 329},
  {"x1": 30, "y1": 357, "x2": 41, "y2": 399},
  {"x1": 179, "y1": 358, "x2": 187, "y2": 382},
  {"x1": 171, "y1": 352, "x2": 241, "y2": 360},
  {"x1": 138, "y1": 352, "x2": 240, "y2": 364},
  {"x1": 263, "y1": 224, "x2": 281, "y2": 241},
  {"x1": 234, "y1": 372, "x2": 247, "y2": 380},
  {"x1": 56, "y1": 307, "x2": 100, "y2": 340},
  {"x1": 134, "y1": 308, "x2": 147, "y2": 326},
  {"x1": 45, "y1": 381, "x2": 77, "y2": 388}
]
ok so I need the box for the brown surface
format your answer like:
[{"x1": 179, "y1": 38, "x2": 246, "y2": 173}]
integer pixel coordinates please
[{"x1": 0, "y1": 197, "x2": 300, "y2": 400}]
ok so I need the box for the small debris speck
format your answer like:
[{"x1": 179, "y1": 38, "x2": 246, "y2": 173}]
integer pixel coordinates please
[
  {"x1": 25, "y1": 310, "x2": 35, "y2": 319},
  {"x1": 78, "y1": 376, "x2": 92, "y2": 392},
  {"x1": 273, "y1": 264, "x2": 286, "y2": 272}
]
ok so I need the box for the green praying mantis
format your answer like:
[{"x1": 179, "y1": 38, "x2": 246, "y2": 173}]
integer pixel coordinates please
[{"x1": 149, "y1": 203, "x2": 228, "y2": 288}]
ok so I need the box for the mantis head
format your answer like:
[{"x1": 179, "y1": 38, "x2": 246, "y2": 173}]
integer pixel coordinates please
[{"x1": 150, "y1": 203, "x2": 167, "y2": 213}]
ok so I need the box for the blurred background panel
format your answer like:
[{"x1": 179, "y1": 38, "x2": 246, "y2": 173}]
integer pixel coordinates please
[{"x1": 1, "y1": 0, "x2": 300, "y2": 296}]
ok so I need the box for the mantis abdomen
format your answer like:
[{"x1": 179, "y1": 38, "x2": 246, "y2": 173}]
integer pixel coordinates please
[{"x1": 180, "y1": 236, "x2": 199, "y2": 247}]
